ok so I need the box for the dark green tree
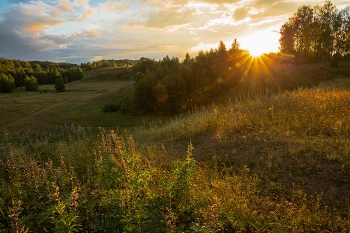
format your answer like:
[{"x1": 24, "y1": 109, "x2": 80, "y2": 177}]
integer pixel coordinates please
[
  {"x1": 134, "y1": 70, "x2": 157, "y2": 113},
  {"x1": 55, "y1": 77, "x2": 66, "y2": 92},
  {"x1": 24, "y1": 75, "x2": 38, "y2": 92},
  {"x1": 0, "y1": 73, "x2": 15, "y2": 93}
]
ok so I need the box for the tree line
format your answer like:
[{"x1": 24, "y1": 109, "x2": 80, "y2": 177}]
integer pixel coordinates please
[
  {"x1": 130, "y1": 39, "x2": 248, "y2": 114},
  {"x1": 0, "y1": 58, "x2": 83, "y2": 93},
  {"x1": 81, "y1": 59, "x2": 136, "y2": 70},
  {"x1": 279, "y1": 1, "x2": 350, "y2": 64}
]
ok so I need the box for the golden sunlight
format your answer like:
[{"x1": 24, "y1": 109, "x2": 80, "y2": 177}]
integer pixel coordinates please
[
  {"x1": 248, "y1": 45, "x2": 265, "y2": 57},
  {"x1": 240, "y1": 30, "x2": 279, "y2": 57}
]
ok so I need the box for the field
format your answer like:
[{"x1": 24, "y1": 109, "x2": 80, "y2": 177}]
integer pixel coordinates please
[
  {"x1": 1, "y1": 63, "x2": 350, "y2": 232},
  {"x1": 0, "y1": 67, "x2": 158, "y2": 135}
]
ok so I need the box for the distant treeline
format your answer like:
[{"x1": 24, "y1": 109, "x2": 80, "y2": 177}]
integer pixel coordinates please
[
  {"x1": 279, "y1": 1, "x2": 350, "y2": 64},
  {"x1": 81, "y1": 59, "x2": 136, "y2": 70},
  {"x1": 0, "y1": 58, "x2": 83, "y2": 87},
  {"x1": 131, "y1": 39, "x2": 247, "y2": 114}
]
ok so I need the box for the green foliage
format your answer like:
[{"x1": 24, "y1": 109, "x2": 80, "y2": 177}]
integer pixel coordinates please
[
  {"x1": 0, "y1": 58, "x2": 83, "y2": 87},
  {"x1": 279, "y1": 1, "x2": 350, "y2": 63},
  {"x1": 0, "y1": 73, "x2": 15, "y2": 93},
  {"x1": 132, "y1": 41, "x2": 248, "y2": 114},
  {"x1": 103, "y1": 103, "x2": 120, "y2": 112},
  {"x1": 55, "y1": 77, "x2": 66, "y2": 92},
  {"x1": 134, "y1": 70, "x2": 157, "y2": 113},
  {"x1": 119, "y1": 98, "x2": 134, "y2": 113},
  {"x1": 1, "y1": 120, "x2": 350, "y2": 232},
  {"x1": 132, "y1": 57, "x2": 156, "y2": 74},
  {"x1": 81, "y1": 59, "x2": 135, "y2": 70},
  {"x1": 24, "y1": 75, "x2": 38, "y2": 92}
]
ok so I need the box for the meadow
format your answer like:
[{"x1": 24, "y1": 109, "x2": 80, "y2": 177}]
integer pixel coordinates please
[
  {"x1": 0, "y1": 67, "x2": 154, "y2": 135},
  {"x1": 1, "y1": 63, "x2": 350, "y2": 232}
]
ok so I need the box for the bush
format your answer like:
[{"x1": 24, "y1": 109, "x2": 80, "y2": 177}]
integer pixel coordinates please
[
  {"x1": 55, "y1": 77, "x2": 66, "y2": 92},
  {"x1": 24, "y1": 75, "x2": 38, "y2": 92},
  {"x1": 0, "y1": 73, "x2": 15, "y2": 93},
  {"x1": 103, "y1": 103, "x2": 120, "y2": 112},
  {"x1": 119, "y1": 98, "x2": 134, "y2": 113}
]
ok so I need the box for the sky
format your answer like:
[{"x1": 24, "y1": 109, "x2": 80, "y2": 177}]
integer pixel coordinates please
[{"x1": 0, "y1": 0, "x2": 347, "y2": 64}]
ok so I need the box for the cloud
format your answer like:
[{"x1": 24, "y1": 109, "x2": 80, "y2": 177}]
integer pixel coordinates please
[
  {"x1": 80, "y1": 8, "x2": 96, "y2": 21},
  {"x1": 233, "y1": 6, "x2": 249, "y2": 21},
  {"x1": 0, "y1": 0, "x2": 99, "y2": 62},
  {"x1": 90, "y1": 55, "x2": 103, "y2": 61},
  {"x1": 73, "y1": 0, "x2": 89, "y2": 8},
  {"x1": 71, "y1": 30, "x2": 100, "y2": 38},
  {"x1": 144, "y1": 7, "x2": 195, "y2": 28},
  {"x1": 196, "y1": 0, "x2": 240, "y2": 4},
  {"x1": 100, "y1": 0, "x2": 128, "y2": 12},
  {"x1": 40, "y1": 34, "x2": 73, "y2": 45},
  {"x1": 25, "y1": 18, "x2": 65, "y2": 33},
  {"x1": 0, "y1": 17, "x2": 55, "y2": 60},
  {"x1": 0, "y1": 0, "x2": 346, "y2": 64},
  {"x1": 58, "y1": 0, "x2": 74, "y2": 13},
  {"x1": 249, "y1": 0, "x2": 299, "y2": 19}
]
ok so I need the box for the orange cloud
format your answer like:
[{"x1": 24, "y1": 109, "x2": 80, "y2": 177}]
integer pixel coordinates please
[
  {"x1": 100, "y1": 1, "x2": 128, "y2": 12},
  {"x1": 74, "y1": 0, "x2": 89, "y2": 8},
  {"x1": 80, "y1": 8, "x2": 96, "y2": 21},
  {"x1": 50, "y1": 0, "x2": 74, "y2": 17},
  {"x1": 60, "y1": 0, "x2": 73, "y2": 12},
  {"x1": 25, "y1": 20, "x2": 65, "y2": 33},
  {"x1": 71, "y1": 30, "x2": 100, "y2": 38}
]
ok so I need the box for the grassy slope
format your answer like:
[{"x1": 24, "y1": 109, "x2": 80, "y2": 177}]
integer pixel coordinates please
[
  {"x1": 1, "y1": 63, "x2": 350, "y2": 231},
  {"x1": 139, "y1": 77, "x2": 350, "y2": 201}
]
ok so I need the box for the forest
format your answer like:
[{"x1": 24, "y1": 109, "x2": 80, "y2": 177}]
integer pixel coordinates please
[
  {"x1": 279, "y1": 1, "x2": 350, "y2": 64},
  {"x1": 80, "y1": 59, "x2": 136, "y2": 70},
  {"x1": 0, "y1": 59, "x2": 83, "y2": 93},
  {"x1": 129, "y1": 1, "x2": 350, "y2": 114},
  {"x1": 132, "y1": 39, "x2": 244, "y2": 114}
]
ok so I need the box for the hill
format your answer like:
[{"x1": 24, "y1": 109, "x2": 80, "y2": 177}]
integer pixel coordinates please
[{"x1": 1, "y1": 71, "x2": 350, "y2": 231}]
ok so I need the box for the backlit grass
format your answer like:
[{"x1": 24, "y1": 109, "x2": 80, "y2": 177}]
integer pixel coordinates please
[{"x1": 1, "y1": 78, "x2": 350, "y2": 232}]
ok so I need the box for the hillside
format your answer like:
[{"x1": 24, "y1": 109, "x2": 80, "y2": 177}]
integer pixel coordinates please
[{"x1": 1, "y1": 73, "x2": 350, "y2": 231}]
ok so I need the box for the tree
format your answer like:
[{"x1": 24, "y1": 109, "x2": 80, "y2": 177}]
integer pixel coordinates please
[
  {"x1": 55, "y1": 77, "x2": 66, "y2": 92},
  {"x1": 217, "y1": 41, "x2": 227, "y2": 58},
  {"x1": 333, "y1": 6, "x2": 350, "y2": 58},
  {"x1": 134, "y1": 70, "x2": 157, "y2": 113},
  {"x1": 24, "y1": 75, "x2": 38, "y2": 92},
  {"x1": 229, "y1": 38, "x2": 241, "y2": 53},
  {"x1": 279, "y1": 1, "x2": 350, "y2": 64},
  {"x1": 132, "y1": 57, "x2": 157, "y2": 74},
  {"x1": 0, "y1": 73, "x2": 15, "y2": 93},
  {"x1": 279, "y1": 19, "x2": 295, "y2": 54}
]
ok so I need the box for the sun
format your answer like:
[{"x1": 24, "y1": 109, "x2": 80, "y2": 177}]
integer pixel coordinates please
[
  {"x1": 248, "y1": 46, "x2": 265, "y2": 57},
  {"x1": 239, "y1": 30, "x2": 280, "y2": 57}
]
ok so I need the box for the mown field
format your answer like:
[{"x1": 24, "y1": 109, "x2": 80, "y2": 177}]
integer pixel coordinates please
[
  {"x1": 1, "y1": 62, "x2": 350, "y2": 232},
  {"x1": 0, "y1": 67, "x2": 153, "y2": 134}
]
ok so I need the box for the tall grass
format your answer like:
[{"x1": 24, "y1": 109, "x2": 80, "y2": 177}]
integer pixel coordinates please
[
  {"x1": 1, "y1": 78, "x2": 350, "y2": 232},
  {"x1": 136, "y1": 78, "x2": 350, "y2": 142}
]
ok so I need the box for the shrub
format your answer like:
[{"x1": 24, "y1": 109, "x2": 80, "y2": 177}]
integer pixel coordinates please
[
  {"x1": 55, "y1": 77, "x2": 66, "y2": 92},
  {"x1": 0, "y1": 73, "x2": 15, "y2": 93},
  {"x1": 24, "y1": 75, "x2": 38, "y2": 92},
  {"x1": 103, "y1": 103, "x2": 120, "y2": 112},
  {"x1": 119, "y1": 98, "x2": 134, "y2": 113}
]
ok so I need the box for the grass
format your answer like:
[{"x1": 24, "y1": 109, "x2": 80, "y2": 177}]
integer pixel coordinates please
[
  {"x1": 0, "y1": 68, "x2": 164, "y2": 134},
  {"x1": 1, "y1": 63, "x2": 350, "y2": 232}
]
